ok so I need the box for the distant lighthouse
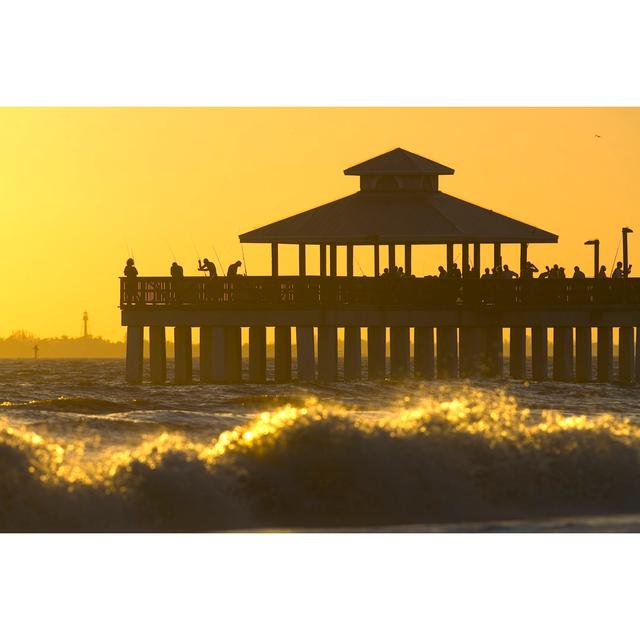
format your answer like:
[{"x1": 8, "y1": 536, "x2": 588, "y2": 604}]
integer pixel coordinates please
[{"x1": 82, "y1": 311, "x2": 89, "y2": 338}]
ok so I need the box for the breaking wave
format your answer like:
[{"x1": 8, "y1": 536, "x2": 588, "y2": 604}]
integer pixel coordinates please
[{"x1": 2, "y1": 387, "x2": 640, "y2": 531}]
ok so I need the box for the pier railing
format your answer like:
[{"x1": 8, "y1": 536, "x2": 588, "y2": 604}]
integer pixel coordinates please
[{"x1": 120, "y1": 276, "x2": 640, "y2": 309}]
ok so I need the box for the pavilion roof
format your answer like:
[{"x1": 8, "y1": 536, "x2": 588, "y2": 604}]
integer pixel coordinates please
[
  {"x1": 239, "y1": 189, "x2": 558, "y2": 245},
  {"x1": 344, "y1": 147, "x2": 455, "y2": 176}
]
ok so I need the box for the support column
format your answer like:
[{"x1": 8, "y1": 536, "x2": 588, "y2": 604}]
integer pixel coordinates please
[
  {"x1": 149, "y1": 326, "x2": 167, "y2": 384},
  {"x1": 473, "y1": 243, "x2": 481, "y2": 276},
  {"x1": 318, "y1": 326, "x2": 338, "y2": 382},
  {"x1": 373, "y1": 245, "x2": 380, "y2": 277},
  {"x1": 346, "y1": 245, "x2": 354, "y2": 277},
  {"x1": 224, "y1": 326, "x2": 242, "y2": 383},
  {"x1": 619, "y1": 326, "x2": 635, "y2": 383},
  {"x1": 274, "y1": 326, "x2": 292, "y2": 383},
  {"x1": 460, "y1": 327, "x2": 482, "y2": 377},
  {"x1": 414, "y1": 326, "x2": 435, "y2": 379},
  {"x1": 271, "y1": 243, "x2": 279, "y2": 276},
  {"x1": 404, "y1": 243, "x2": 412, "y2": 275},
  {"x1": 531, "y1": 326, "x2": 548, "y2": 381},
  {"x1": 575, "y1": 326, "x2": 592, "y2": 382},
  {"x1": 199, "y1": 326, "x2": 213, "y2": 383},
  {"x1": 436, "y1": 326, "x2": 458, "y2": 379},
  {"x1": 636, "y1": 327, "x2": 640, "y2": 383},
  {"x1": 329, "y1": 245, "x2": 337, "y2": 276},
  {"x1": 296, "y1": 326, "x2": 315, "y2": 382},
  {"x1": 481, "y1": 327, "x2": 503, "y2": 377},
  {"x1": 344, "y1": 326, "x2": 361, "y2": 381},
  {"x1": 509, "y1": 327, "x2": 526, "y2": 379},
  {"x1": 597, "y1": 326, "x2": 613, "y2": 382},
  {"x1": 298, "y1": 244, "x2": 306, "y2": 276},
  {"x1": 320, "y1": 244, "x2": 327, "y2": 277},
  {"x1": 367, "y1": 326, "x2": 386, "y2": 379},
  {"x1": 125, "y1": 326, "x2": 144, "y2": 384},
  {"x1": 493, "y1": 243, "x2": 502, "y2": 269},
  {"x1": 211, "y1": 327, "x2": 226, "y2": 382},
  {"x1": 390, "y1": 326, "x2": 410, "y2": 378},
  {"x1": 553, "y1": 327, "x2": 573, "y2": 382},
  {"x1": 461, "y1": 243, "x2": 469, "y2": 276},
  {"x1": 520, "y1": 243, "x2": 528, "y2": 279},
  {"x1": 446, "y1": 243, "x2": 454, "y2": 272},
  {"x1": 248, "y1": 326, "x2": 267, "y2": 383},
  {"x1": 388, "y1": 244, "x2": 396, "y2": 270},
  {"x1": 174, "y1": 326, "x2": 192, "y2": 384}
]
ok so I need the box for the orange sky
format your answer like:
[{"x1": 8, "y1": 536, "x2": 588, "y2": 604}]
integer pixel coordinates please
[{"x1": 1, "y1": 107, "x2": 639, "y2": 340}]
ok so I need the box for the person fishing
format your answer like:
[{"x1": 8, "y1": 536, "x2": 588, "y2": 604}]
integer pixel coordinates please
[
  {"x1": 597, "y1": 265, "x2": 608, "y2": 279},
  {"x1": 572, "y1": 266, "x2": 586, "y2": 279},
  {"x1": 123, "y1": 258, "x2": 138, "y2": 303},
  {"x1": 612, "y1": 261, "x2": 632, "y2": 278},
  {"x1": 481, "y1": 267, "x2": 492, "y2": 279},
  {"x1": 227, "y1": 260, "x2": 242, "y2": 277},
  {"x1": 538, "y1": 265, "x2": 551, "y2": 279},
  {"x1": 198, "y1": 257, "x2": 217, "y2": 277},
  {"x1": 523, "y1": 261, "x2": 539, "y2": 278},
  {"x1": 170, "y1": 261, "x2": 184, "y2": 303}
]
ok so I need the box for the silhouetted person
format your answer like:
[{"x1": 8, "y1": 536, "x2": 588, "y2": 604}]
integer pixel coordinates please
[
  {"x1": 612, "y1": 261, "x2": 631, "y2": 278},
  {"x1": 572, "y1": 266, "x2": 586, "y2": 279},
  {"x1": 523, "y1": 261, "x2": 539, "y2": 278},
  {"x1": 558, "y1": 267, "x2": 566, "y2": 279},
  {"x1": 170, "y1": 261, "x2": 184, "y2": 278},
  {"x1": 123, "y1": 258, "x2": 138, "y2": 303},
  {"x1": 494, "y1": 265, "x2": 503, "y2": 278},
  {"x1": 449, "y1": 263, "x2": 461, "y2": 278},
  {"x1": 198, "y1": 257, "x2": 217, "y2": 277},
  {"x1": 227, "y1": 260, "x2": 242, "y2": 277},
  {"x1": 438, "y1": 266, "x2": 447, "y2": 279},
  {"x1": 381, "y1": 268, "x2": 390, "y2": 278},
  {"x1": 170, "y1": 261, "x2": 184, "y2": 303},
  {"x1": 502, "y1": 264, "x2": 518, "y2": 279},
  {"x1": 397, "y1": 266, "x2": 405, "y2": 277},
  {"x1": 538, "y1": 266, "x2": 551, "y2": 279},
  {"x1": 481, "y1": 267, "x2": 492, "y2": 279},
  {"x1": 597, "y1": 265, "x2": 608, "y2": 279},
  {"x1": 550, "y1": 264, "x2": 560, "y2": 279}
]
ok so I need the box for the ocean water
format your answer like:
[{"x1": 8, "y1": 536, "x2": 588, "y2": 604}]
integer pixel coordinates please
[{"x1": 1, "y1": 358, "x2": 640, "y2": 532}]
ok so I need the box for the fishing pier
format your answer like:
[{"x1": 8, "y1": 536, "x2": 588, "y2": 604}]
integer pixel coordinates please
[{"x1": 120, "y1": 148, "x2": 640, "y2": 384}]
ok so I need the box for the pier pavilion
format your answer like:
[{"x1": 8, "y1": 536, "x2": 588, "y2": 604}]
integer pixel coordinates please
[{"x1": 120, "y1": 148, "x2": 640, "y2": 385}]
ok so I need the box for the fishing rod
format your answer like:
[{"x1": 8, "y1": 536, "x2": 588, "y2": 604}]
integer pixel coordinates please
[
  {"x1": 212, "y1": 245, "x2": 225, "y2": 276},
  {"x1": 355, "y1": 257, "x2": 365, "y2": 276},
  {"x1": 610, "y1": 236, "x2": 622, "y2": 276},
  {"x1": 193, "y1": 241, "x2": 210, "y2": 277},
  {"x1": 240, "y1": 241, "x2": 248, "y2": 276},
  {"x1": 168, "y1": 243, "x2": 177, "y2": 262}
]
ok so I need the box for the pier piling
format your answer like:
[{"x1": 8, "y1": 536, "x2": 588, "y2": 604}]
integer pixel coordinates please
[
  {"x1": 249, "y1": 326, "x2": 267, "y2": 383},
  {"x1": 413, "y1": 326, "x2": 435, "y2": 379},
  {"x1": 274, "y1": 326, "x2": 292, "y2": 383},
  {"x1": 367, "y1": 327, "x2": 386, "y2": 379},
  {"x1": 174, "y1": 326, "x2": 192, "y2": 384},
  {"x1": 149, "y1": 326, "x2": 167, "y2": 384},
  {"x1": 295, "y1": 326, "x2": 315, "y2": 382},
  {"x1": 125, "y1": 326, "x2": 144, "y2": 384},
  {"x1": 597, "y1": 327, "x2": 613, "y2": 383}
]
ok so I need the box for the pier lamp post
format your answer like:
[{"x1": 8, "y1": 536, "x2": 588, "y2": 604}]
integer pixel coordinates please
[
  {"x1": 584, "y1": 239, "x2": 600, "y2": 278},
  {"x1": 622, "y1": 227, "x2": 633, "y2": 277}
]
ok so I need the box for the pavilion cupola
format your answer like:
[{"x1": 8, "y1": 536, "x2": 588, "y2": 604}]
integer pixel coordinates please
[{"x1": 344, "y1": 147, "x2": 455, "y2": 193}]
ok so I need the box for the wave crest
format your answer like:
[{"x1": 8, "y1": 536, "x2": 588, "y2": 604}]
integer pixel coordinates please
[{"x1": 1, "y1": 388, "x2": 640, "y2": 531}]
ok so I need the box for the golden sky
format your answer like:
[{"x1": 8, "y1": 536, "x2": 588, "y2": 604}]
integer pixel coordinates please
[{"x1": 1, "y1": 107, "x2": 639, "y2": 340}]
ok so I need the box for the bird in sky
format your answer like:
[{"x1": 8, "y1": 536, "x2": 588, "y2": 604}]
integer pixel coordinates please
[{"x1": 594, "y1": 134, "x2": 601, "y2": 138}]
